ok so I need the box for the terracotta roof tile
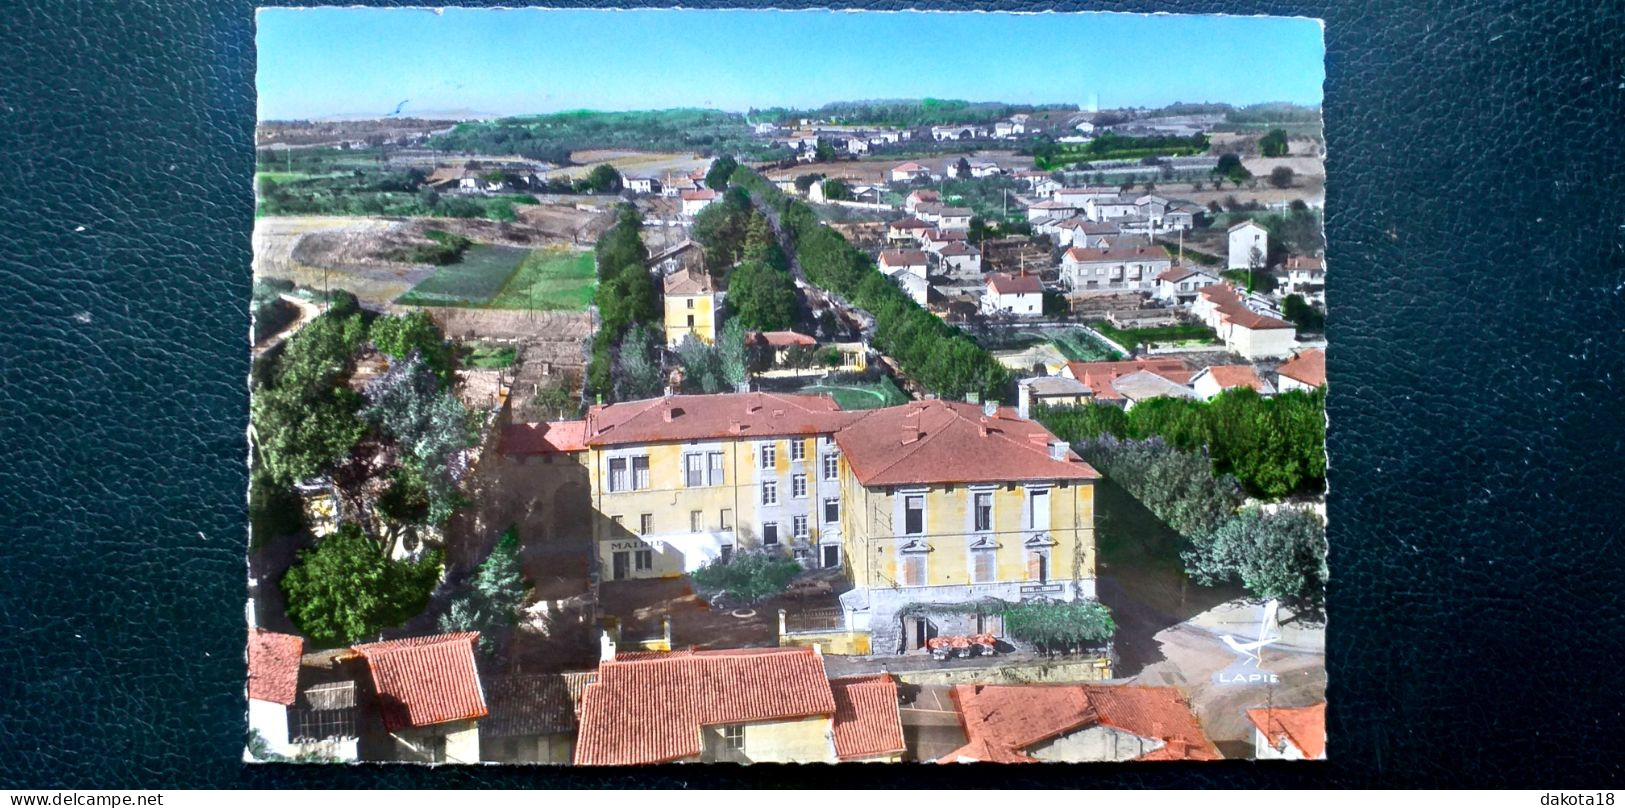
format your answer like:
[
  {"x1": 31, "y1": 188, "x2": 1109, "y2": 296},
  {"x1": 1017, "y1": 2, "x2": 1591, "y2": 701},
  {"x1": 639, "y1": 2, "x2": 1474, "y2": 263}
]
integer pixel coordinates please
[
  {"x1": 1063, "y1": 244, "x2": 1172, "y2": 264},
  {"x1": 1276, "y1": 348, "x2": 1326, "y2": 387},
  {"x1": 879, "y1": 249, "x2": 930, "y2": 267},
  {"x1": 573, "y1": 647, "x2": 837, "y2": 765},
  {"x1": 939, "y1": 684, "x2": 1218, "y2": 763},
  {"x1": 501, "y1": 420, "x2": 588, "y2": 454},
  {"x1": 1066, "y1": 358, "x2": 1195, "y2": 399},
  {"x1": 583, "y1": 392, "x2": 859, "y2": 448},
  {"x1": 680, "y1": 189, "x2": 717, "y2": 202},
  {"x1": 1246, "y1": 703, "x2": 1326, "y2": 759},
  {"x1": 1199, "y1": 284, "x2": 1295, "y2": 331},
  {"x1": 987, "y1": 272, "x2": 1042, "y2": 295},
  {"x1": 834, "y1": 400, "x2": 1097, "y2": 486},
  {"x1": 750, "y1": 330, "x2": 817, "y2": 349},
  {"x1": 247, "y1": 629, "x2": 303, "y2": 706},
  {"x1": 352, "y1": 632, "x2": 487, "y2": 731},
  {"x1": 663, "y1": 266, "x2": 717, "y2": 296},
  {"x1": 1198, "y1": 365, "x2": 1269, "y2": 393},
  {"x1": 830, "y1": 675, "x2": 906, "y2": 761},
  {"x1": 482, "y1": 672, "x2": 596, "y2": 738},
  {"x1": 888, "y1": 216, "x2": 931, "y2": 231}
]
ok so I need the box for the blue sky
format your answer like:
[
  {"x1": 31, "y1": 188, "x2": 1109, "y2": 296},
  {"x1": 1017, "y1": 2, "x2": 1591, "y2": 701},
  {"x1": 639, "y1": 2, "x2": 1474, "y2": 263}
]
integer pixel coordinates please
[{"x1": 256, "y1": 8, "x2": 1324, "y2": 120}]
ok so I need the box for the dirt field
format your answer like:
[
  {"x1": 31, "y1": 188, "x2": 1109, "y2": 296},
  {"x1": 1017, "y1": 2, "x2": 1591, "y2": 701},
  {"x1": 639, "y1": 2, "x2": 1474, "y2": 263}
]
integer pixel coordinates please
[
  {"x1": 424, "y1": 306, "x2": 593, "y2": 344},
  {"x1": 763, "y1": 150, "x2": 1036, "y2": 185},
  {"x1": 547, "y1": 149, "x2": 712, "y2": 181}
]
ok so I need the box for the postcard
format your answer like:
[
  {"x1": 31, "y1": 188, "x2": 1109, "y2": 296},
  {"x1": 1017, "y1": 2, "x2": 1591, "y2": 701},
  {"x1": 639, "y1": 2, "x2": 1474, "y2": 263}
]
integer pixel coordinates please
[{"x1": 247, "y1": 7, "x2": 1327, "y2": 765}]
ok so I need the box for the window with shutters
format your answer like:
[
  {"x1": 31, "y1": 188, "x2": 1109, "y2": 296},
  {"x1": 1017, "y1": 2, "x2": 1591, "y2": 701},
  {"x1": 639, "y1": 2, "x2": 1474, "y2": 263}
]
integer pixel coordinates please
[
  {"x1": 631, "y1": 456, "x2": 650, "y2": 490},
  {"x1": 760, "y1": 442, "x2": 776, "y2": 469},
  {"x1": 684, "y1": 453, "x2": 705, "y2": 487},
  {"x1": 1027, "y1": 487, "x2": 1050, "y2": 531},
  {"x1": 822, "y1": 454, "x2": 839, "y2": 480},
  {"x1": 635, "y1": 549, "x2": 653, "y2": 571},
  {"x1": 720, "y1": 508, "x2": 732, "y2": 530},
  {"x1": 904, "y1": 495, "x2": 925, "y2": 535},
  {"x1": 792, "y1": 474, "x2": 807, "y2": 499},
  {"x1": 708, "y1": 452, "x2": 725, "y2": 485},
  {"x1": 972, "y1": 547, "x2": 997, "y2": 583},
  {"x1": 761, "y1": 481, "x2": 777, "y2": 506},
  {"x1": 789, "y1": 439, "x2": 806, "y2": 461},
  {"x1": 639, "y1": 513, "x2": 653, "y2": 535},
  {"x1": 902, "y1": 554, "x2": 926, "y2": 587},
  {"x1": 1028, "y1": 550, "x2": 1050, "y2": 583},
  {"x1": 690, "y1": 510, "x2": 703, "y2": 533},
  {"x1": 973, "y1": 491, "x2": 993, "y2": 532},
  {"x1": 607, "y1": 458, "x2": 627, "y2": 492},
  {"x1": 793, "y1": 515, "x2": 808, "y2": 538}
]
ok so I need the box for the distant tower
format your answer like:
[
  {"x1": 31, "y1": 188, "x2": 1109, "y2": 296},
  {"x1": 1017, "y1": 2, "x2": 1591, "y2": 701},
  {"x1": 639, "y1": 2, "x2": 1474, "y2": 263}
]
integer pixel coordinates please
[{"x1": 1087, "y1": 93, "x2": 1100, "y2": 113}]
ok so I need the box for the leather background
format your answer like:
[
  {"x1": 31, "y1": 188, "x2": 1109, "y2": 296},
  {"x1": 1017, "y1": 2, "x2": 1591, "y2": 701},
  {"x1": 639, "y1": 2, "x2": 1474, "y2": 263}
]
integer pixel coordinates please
[{"x1": 2, "y1": 0, "x2": 1622, "y2": 788}]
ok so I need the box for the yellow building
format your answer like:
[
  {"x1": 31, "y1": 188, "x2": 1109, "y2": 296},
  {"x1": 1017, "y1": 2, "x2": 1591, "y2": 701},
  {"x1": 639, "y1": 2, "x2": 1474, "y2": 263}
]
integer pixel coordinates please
[
  {"x1": 511, "y1": 391, "x2": 1100, "y2": 656},
  {"x1": 662, "y1": 266, "x2": 723, "y2": 347}
]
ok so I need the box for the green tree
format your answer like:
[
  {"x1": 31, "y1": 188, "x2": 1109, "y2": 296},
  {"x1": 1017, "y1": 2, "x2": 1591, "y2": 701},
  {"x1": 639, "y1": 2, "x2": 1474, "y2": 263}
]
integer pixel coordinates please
[
  {"x1": 725, "y1": 259, "x2": 798, "y2": 331},
  {"x1": 1281, "y1": 294, "x2": 1325, "y2": 331},
  {"x1": 1002, "y1": 600, "x2": 1116, "y2": 654},
  {"x1": 1269, "y1": 165, "x2": 1296, "y2": 189},
  {"x1": 690, "y1": 550, "x2": 802, "y2": 605},
  {"x1": 820, "y1": 178, "x2": 853, "y2": 201},
  {"x1": 1258, "y1": 128, "x2": 1290, "y2": 158},
  {"x1": 705, "y1": 156, "x2": 738, "y2": 192},
  {"x1": 281, "y1": 522, "x2": 444, "y2": 648},
  {"x1": 1072, "y1": 437, "x2": 1242, "y2": 540},
  {"x1": 584, "y1": 163, "x2": 623, "y2": 193},
  {"x1": 794, "y1": 174, "x2": 821, "y2": 194},
  {"x1": 252, "y1": 383, "x2": 366, "y2": 488},
  {"x1": 814, "y1": 138, "x2": 837, "y2": 163},
  {"x1": 369, "y1": 311, "x2": 455, "y2": 387},
  {"x1": 612, "y1": 323, "x2": 664, "y2": 401},
  {"x1": 1038, "y1": 403, "x2": 1130, "y2": 442},
  {"x1": 1214, "y1": 153, "x2": 1251, "y2": 186},
  {"x1": 438, "y1": 527, "x2": 530, "y2": 654},
  {"x1": 1183, "y1": 507, "x2": 1327, "y2": 609},
  {"x1": 361, "y1": 354, "x2": 478, "y2": 523},
  {"x1": 716, "y1": 318, "x2": 750, "y2": 390}
]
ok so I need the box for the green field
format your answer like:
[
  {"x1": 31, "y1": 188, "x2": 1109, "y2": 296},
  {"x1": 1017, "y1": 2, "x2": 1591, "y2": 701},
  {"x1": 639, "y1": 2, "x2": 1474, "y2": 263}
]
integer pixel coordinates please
[
  {"x1": 487, "y1": 249, "x2": 596, "y2": 310},
  {"x1": 801, "y1": 377, "x2": 909, "y2": 411},
  {"x1": 1090, "y1": 321, "x2": 1219, "y2": 352},
  {"x1": 397, "y1": 245, "x2": 595, "y2": 310},
  {"x1": 990, "y1": 328, "x2": 1124, "y2": 362}
]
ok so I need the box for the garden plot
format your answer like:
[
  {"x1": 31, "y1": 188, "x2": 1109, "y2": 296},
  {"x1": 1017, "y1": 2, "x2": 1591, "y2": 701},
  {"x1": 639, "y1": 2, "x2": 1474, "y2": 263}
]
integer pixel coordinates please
[{"x1": 396, "y1": 244, "x2": 534, "y2": 307}]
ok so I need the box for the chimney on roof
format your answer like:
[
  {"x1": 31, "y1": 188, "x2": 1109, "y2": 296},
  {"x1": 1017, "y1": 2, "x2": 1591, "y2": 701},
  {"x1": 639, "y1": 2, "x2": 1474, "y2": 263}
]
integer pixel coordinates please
[
  {"x1": 982, "y1": 399, "x2": 998, "y2": 418},
  {"x1": 1049, "y1": 441, "x2": 1069, "y2": 461},
  {"x1": 1017, "y1": 381, "x2": 1032, "y2": 421}
]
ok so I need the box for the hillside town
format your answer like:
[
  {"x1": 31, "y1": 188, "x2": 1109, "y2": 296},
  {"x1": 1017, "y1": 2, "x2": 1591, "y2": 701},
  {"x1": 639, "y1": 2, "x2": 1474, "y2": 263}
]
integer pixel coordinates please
[{"x1": 251, "y1": 26, "x2": 1327, "y2": 765}]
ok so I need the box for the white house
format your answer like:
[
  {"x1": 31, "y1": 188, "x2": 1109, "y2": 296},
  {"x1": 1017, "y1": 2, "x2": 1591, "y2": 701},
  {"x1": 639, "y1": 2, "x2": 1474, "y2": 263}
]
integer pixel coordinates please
[
  {"x1": 1059, "y1": 244, "x2": 1173, "y2": 292},
  {"x1": 1026, "y1": 200, "x2": 1079, "y2": 222},
  {"x1": 878, "y1": 249, "x2": 930, "y2": 279},
  {"x1": 1055, "y1": 219, "x2": 1120, "y2": 249},
  {"x1": 1274, "y1": 348, "x2": 1326, "y2": 393},
  {"x1": 680, "y1": 189, "x2": 718, "y2": 217},
  {"x1": 1247, "y1": 704, "x2": 1326, "y2": 761},
  {"x1": 1228, "y1": 220, "x2": 1270, "y2": 270},
  {"x1": 982, "y1": 272, "x2": 1043, "y2": 317},
  {"x1": 1191, "y1": 283, "x2": 1297, "y2": 359},
  {"x1": 904, "y1": 189, "x2": 941, "y2": 214},
  {"x1": 247, "y1": 629, "x2": 360, "y2": 762},
  {"x1": 1152, "y1": 265, "x2": 1221, "y2": 305},
  {"x1": 938, "y1": 241, "x2": 983, "y2": 274},
  {"x1": 886, "y1": 216, "x2": 933, "y2": 242},
  {"x1": 1283, "y1": 255, "x2": 1326, "y2": 300},
  {"x1": 889, "y1": 162, "x2": 933, "y2": 184},
  {"x1": 935, "y1": 206, "x2": 975, "y2": 231},
  {"x1": 1086, "y1": 196, "x2": 1140, "y2": 222},
  {"x1": 1015, "y1": 171, "x2": 1061, "y2": 196},
  {"x1": 1189, "y1": 365, "x2": 1275, "y2": 401},
  {"x1": 930, "y1": 125, "x2": 980, "y2": 141},
  {"x1": 894, "y1": 270, "x2": 929, "y2": 305},
  {"x1": 1052, "y1": 187, "x2": 1119, "y2": 207},
  {"x1": 967, "y1": 160, "x2": 1003, "y2": 178},
  {"x1": 623, "y1": 176, "x2": 661, "y2": 195}
]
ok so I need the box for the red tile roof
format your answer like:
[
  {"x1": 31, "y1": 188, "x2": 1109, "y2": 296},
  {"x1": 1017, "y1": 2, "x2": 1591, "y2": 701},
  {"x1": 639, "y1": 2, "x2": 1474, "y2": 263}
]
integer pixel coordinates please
[
  {"x1": 573, "y1": 647, "x2": 838, "y2": 765},
  {"x1": 939, "y1": 684, "x2": 1219, "y2": 763},
  {"x1": 1199, "y1": 284, "x2": 1294, "y2": 331},
  {"x1": 1246, "y1": 703, "x2": 1326, "y2": 759},
  {"x1": 879, "y1": 249, "x2": 930, "y2": 267},
  {"x1": 892, "y1": 162, "x2": 929, "y2": 173},
  {"x1": 501, "y1": 420, "x2": 588, "y2": 454},
  {"x1": 987, "y1": 272, "x2": 1042, "y2": 295},
  {"x1": 938, "y1": 241, "x2": 979, "y2": 257},
  {"x1": 1063, "y1": 244, "x2": 1172, "y2": 264},
  {"x1": 680, "y1": 189, "x2": 717, "y2": 202},
  {"x1": 582, "y1": 392, "x2": 859, "y2": 448},
  {"x1": 1228, "y1": 219, "x2": 1265, "y2": 233},
  {"x1": 829, "y1": 675, "x2": 907, "y2": 761},
  {"x1": 751, "y1": 330, "x2": 817, "y2": 349},
  {"x1": 482, "y1": 672, "x2": 596, "y2": 738},
  {"x1": 1285, "y1": 256, "x2": 1324, "y2": 271},
  {"x1": 352, "y1": 632, "x2": 487, "y2": 731},
  {"x1": 907, "y1": 190, "x2": 941, "y2": 202},
  {"x1": 1065, "y1": 358, "x2": 1195, "y2": 400},
  {"x1": 1198, "y1": 364, "x2": 1269, "y2": 393},
  {"x1": 1156, "y1": 265, "x2": 1215, "y2": 284},
  {"x1": 1276, "y1": 348, "x2": 1326, "y2": 387},
  {"x1": 834, "y1": 400, "x2": 1098, "y2": 486},
  {"x1": 888, "y1": 216, "x2": 931, "y2": 231},
  {"x1": 247, "y1": 629, "x2": 303, "y2": 706},
  {"x1": 663, "y1": 266, "x2": 717, "y2": 296}
]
